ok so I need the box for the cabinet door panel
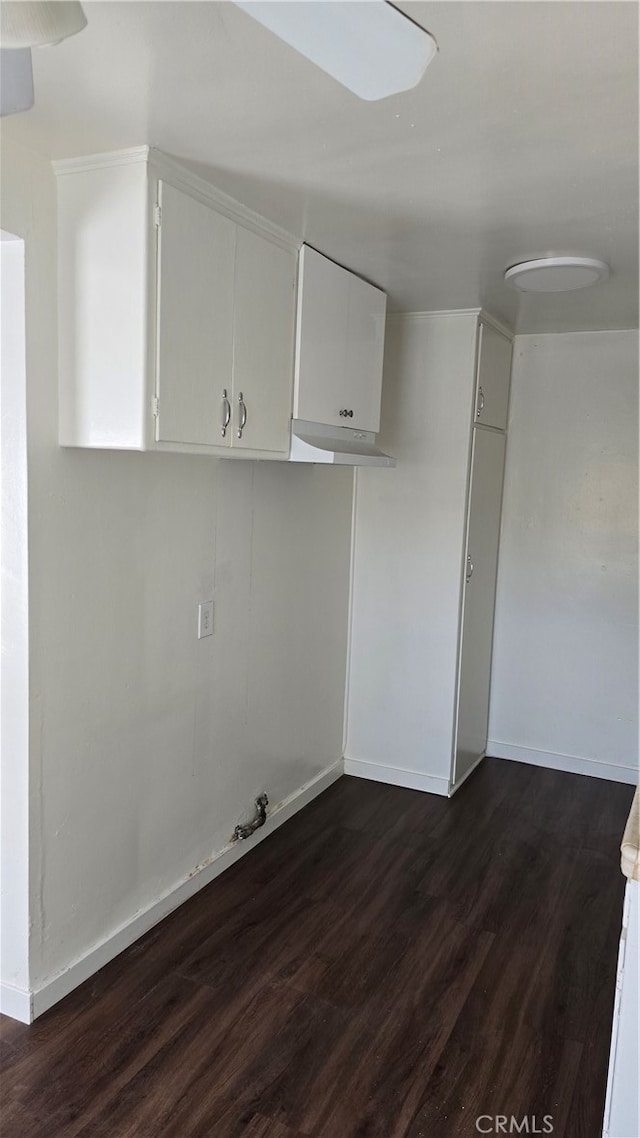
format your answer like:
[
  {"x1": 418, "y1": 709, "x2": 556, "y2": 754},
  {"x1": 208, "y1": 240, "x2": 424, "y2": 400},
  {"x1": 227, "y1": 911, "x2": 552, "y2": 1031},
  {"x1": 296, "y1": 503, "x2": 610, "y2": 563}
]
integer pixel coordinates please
[
  {"x1": 474, "y1": 321, "x2": 512, "y2": 430},
  {"x1": 454, "y1": 427, "x2": 506, "y2": 787},
  {"x1": 293, "y1": 245, "x2": 349, "y2": 428},
  {"x1": 232, "y1": 227, "x2": 296, "y2": 453},
  {"x1": 345, "y1": 272, "x2": 386, "y2": 432},
  {"x1": 155, "y1": 180, "x2": 235, "y2": 446}
]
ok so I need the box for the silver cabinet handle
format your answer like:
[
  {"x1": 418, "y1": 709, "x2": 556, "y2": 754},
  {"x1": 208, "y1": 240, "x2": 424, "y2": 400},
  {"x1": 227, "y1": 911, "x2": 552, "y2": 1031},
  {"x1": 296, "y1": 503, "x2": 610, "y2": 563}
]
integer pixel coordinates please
[
  {"x1": 221, "y1": 389, "x2": 231, "y2": 437},
  {"x1": 237, "y1": 392, "x2": 247, "y2": 439},
  {"x1": 466, "y1": 554, "x2": 474, "y2": 583},
  {"x1": 476, "y1": 386, "x2": 485, "y2": 420}
]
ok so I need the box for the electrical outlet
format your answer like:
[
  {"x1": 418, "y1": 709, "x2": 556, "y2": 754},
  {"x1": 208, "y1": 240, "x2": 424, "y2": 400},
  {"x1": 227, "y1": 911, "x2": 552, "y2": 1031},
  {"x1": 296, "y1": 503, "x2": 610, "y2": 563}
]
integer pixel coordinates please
[{"x1": 197, "y1": 600, "x2": 214, "y2": 639}]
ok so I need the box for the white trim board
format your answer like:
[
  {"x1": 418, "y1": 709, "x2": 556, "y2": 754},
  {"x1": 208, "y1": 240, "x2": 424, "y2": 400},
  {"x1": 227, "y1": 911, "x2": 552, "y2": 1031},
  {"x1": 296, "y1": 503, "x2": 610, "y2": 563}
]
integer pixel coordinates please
[
  {"x1": 12, "y1": 762, "x2": 342, "y2": 1024},
  {"x1": 343, "y1": 757, "x2": 449, "y2": 796},
  {"x1": 0, "y1": 982, "x2": 32, "y2": 1024},
  {"x1": 487, "y1": 741, "x2": 639, "y2": 785},
  {"x1": 342, "y1": 469, "x2": 358, "y2": 758}
]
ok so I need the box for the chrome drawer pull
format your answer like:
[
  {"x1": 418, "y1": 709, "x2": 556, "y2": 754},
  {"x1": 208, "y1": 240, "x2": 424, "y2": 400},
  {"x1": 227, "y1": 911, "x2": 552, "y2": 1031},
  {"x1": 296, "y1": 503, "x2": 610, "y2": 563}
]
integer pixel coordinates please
[
  {"x1": 221, "y1": 389, "x2": 231, "y2": 437},
  {"x1": 237, "y1": 392, "x2": 247, "y2": 439}
]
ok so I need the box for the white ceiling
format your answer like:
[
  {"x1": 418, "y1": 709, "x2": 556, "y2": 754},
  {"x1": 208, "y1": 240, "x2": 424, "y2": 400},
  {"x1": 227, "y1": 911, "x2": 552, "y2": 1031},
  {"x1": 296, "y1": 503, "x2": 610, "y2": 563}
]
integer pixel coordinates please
[{"x1": 4, "y1": 0, "x2": 638, "y2": 332}]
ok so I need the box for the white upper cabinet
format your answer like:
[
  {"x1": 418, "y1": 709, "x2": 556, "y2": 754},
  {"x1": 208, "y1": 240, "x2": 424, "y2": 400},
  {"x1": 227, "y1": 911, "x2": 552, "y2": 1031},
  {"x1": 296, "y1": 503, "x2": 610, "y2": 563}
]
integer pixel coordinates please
[
  {"x1": 473, "y1": 319, "x2": 512, "y2": 430},
  {"x1": 57, "y1": 158, "x2": 150, "y2": 451},
  {"x1": 232, "y1": 225, "x2": 296, "y2": 454},
  {"x1": 293, "y1": 245, "x2": 349, "y2": 428},
  {"x1": 56, "y1": 147, "x2": 297, "y2": 458},
  {"x1": 294, "y1": 245, "x2": 387, "y2": 433},
  {"x1": 156, "y1": 189, "x2": 295, "y2": 455},
  {"x1": 155, "y1": 180, "x2": 236, "y2": 448},
  {"x1": 344, "y1": 270, "x2": 387, "y2": 433}
]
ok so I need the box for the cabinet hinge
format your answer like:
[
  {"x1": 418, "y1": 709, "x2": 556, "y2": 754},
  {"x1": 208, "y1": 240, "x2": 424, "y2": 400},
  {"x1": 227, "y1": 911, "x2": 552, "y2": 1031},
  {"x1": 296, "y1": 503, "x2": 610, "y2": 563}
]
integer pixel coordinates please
[
  {"x1": 153, "y1": 203, "x2": 162, "y2": 229},
  {"x1": 152, "y1": 396, "x2": 159, "y2": 418}
]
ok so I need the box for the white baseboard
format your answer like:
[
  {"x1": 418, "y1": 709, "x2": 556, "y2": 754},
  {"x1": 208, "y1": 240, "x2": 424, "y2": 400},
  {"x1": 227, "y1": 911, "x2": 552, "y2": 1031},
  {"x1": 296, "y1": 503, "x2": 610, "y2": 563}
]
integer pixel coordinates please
[
  {"x1": 487, "y1": 741, "x2": 639, "y2": 785},
  {"x1": 20, "y1": 761, "x2": 343, "y2": 1024},
  {"x1": 343, "y1": 757, "x2": 449, "y2": 796},
  {"x1": 0, "y1": 981, "x2": 32, "y2": 1024}
]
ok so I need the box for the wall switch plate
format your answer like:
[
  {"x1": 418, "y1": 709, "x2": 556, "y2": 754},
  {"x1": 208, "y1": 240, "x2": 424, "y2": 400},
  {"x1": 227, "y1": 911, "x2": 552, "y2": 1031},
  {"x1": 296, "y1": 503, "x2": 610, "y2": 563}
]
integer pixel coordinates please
[{"x1": 197, "y1": 600, "x2": 214, "y2": 639}]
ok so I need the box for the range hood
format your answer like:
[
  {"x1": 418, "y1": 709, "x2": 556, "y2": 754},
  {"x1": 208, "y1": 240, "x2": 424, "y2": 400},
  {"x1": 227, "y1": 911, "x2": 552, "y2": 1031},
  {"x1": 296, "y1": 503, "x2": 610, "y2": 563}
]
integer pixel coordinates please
[{"x1": 289, "y1": 419, "x2": 395, "y2": 467}]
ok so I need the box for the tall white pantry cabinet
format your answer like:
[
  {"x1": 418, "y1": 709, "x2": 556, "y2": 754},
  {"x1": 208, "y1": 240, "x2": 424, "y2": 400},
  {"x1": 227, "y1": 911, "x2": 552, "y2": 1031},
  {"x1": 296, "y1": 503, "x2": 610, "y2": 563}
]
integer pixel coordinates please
[{"x1": 346, "y1": 311, "x2": 512, "y2": 796}]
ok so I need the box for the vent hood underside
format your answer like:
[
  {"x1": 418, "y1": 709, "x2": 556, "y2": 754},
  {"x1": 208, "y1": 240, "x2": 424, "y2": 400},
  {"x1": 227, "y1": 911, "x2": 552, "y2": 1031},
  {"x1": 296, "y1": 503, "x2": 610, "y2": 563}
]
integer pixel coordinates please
[{"x1": 289, "y1": 420, "x2": 395, "y2": 467}]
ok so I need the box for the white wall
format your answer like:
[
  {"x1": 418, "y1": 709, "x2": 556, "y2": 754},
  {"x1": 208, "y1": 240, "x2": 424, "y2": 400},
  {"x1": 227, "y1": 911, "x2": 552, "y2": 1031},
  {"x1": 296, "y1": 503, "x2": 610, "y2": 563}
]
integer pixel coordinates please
[
  {"x1": 489, "y1": 331, "x2": 639, "y2": 781},
  {"x1": 0, "y1": 138, "x2": 353, "y2": 1010},
  {"x1": 0, "y1": 234, "x2": 30, "y2": 1007},
  {"x1": 346, "y1": 313, "x2": 479, "y2": 793}
]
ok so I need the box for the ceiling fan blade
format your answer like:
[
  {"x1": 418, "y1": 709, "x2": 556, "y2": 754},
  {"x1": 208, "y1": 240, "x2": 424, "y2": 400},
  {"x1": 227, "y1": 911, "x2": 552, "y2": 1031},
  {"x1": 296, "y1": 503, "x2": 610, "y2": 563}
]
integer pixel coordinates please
[
  {"x1": 233, "y1": 1, "x2": 437, "y2": 102},
  {"x1": 0, "y1": 48, "x2": 34, "y2": 116}
]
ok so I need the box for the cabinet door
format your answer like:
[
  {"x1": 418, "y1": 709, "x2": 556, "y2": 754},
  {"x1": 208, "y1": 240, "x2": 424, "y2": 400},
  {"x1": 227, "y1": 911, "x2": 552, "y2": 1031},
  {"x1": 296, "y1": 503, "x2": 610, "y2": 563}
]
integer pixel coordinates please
[
  {"x1": 155, "y1": 180, "x2": 236, "y2": 447},
  {"x1": 605, "y1": 880, "x2": 640, "y2": 1138},
  {"x1": 344, "y1": 272, "x2": 387, "y2": 432},
  {"x1": 453, "y1": 427, "x2": 506, "y2": 787},
  {"x1": 232, "y1": 227, "x2": 296, "y2": 453},
  {"x1": 473, "y1": 321, "x2": 512, "y2": 430},
  {"x1": 293, "y1": 245, "x2": 349, "y2": 428}
]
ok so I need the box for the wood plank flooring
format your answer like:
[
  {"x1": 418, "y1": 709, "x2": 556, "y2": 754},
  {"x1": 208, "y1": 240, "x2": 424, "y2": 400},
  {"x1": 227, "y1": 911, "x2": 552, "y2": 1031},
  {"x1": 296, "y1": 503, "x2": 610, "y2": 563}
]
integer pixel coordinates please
[{"x1": 1, "y1": 760, "x2": 633, "y2": 1137}]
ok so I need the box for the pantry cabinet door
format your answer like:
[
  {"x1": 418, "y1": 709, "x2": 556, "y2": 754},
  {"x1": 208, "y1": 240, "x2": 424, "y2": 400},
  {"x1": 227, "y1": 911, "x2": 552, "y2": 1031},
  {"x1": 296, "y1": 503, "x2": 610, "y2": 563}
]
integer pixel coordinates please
[
  {"x1": 453, "y1": 427, "x2": 506, "y2": 787},
  {"x1": 344, "y1": 271, "x2": 387, "y2": 433},
  {"x1": 293, "y1": 245, "x2": 349, "y2": 428},
  {"x1": 232, "y1": 226, "x2": 296, "y2": 453},
  {"x1": 473, "y1": 321, "x2": 512, "y2": 431},
  {"x1": 155, "y1": 180, "x2": 236, "y2": 447}
]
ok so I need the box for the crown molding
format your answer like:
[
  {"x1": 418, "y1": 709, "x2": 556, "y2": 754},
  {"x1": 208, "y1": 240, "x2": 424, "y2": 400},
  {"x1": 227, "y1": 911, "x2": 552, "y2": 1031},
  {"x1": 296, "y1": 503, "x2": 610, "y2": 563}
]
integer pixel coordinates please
[
  {"x1": 148, "y1": 149, "x2": 299, "y2": 253},
  {"x1": 387, "y1": 308, "x2": 481, "y2": 322},
  {"x1": 52, "y1": 145, "x2": 299, "y2": 254},
  {"x1": 388, "y1": 307, "x2": 514, "y2": 340},
  {"x1": 52, "y1": 146, "x2": 150, "y2": 175},
  {"x1": 479, "y1": 309, "x2": 514, "y2": 341}
]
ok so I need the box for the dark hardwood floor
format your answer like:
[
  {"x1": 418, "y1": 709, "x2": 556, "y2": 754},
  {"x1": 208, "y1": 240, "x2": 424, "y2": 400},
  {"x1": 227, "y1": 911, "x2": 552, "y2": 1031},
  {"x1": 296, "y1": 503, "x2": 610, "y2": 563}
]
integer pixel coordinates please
[{"x1": 1, "y1": 760, "x2": 633, "y2": 1137}]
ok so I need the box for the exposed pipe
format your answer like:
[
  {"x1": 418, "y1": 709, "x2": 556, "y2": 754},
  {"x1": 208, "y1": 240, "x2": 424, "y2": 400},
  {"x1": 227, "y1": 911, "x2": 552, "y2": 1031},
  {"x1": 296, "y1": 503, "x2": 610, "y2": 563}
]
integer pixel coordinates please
[{"x1": 234, "y1": 794, "x2": 269, "y2": 841}]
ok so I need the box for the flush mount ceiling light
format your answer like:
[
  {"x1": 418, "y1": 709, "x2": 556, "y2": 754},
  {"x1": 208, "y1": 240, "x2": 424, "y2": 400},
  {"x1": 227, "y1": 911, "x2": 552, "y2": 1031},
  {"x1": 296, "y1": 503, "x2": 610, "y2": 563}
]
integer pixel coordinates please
[
  {"x1": 233, "y1": 1, "x2": 438, "y2": 101},
  {"x1": 505, "y1": 257, "x2": 610, "y2": 293},
  {"x1": 0, "y1": 2, "x2": 87, "y2": 116}
]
